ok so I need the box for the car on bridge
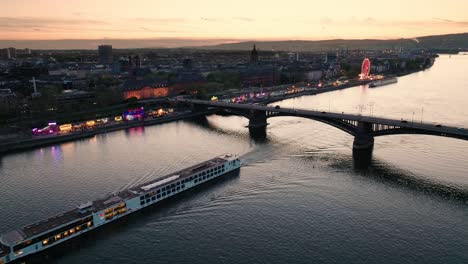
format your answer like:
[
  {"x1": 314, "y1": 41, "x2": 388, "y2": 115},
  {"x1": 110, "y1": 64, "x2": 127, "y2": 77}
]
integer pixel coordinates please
[
  {"x1": 275, "y1": 105, "x2": 281, "y2": 109},
  {"x1": 457, "y1": 127, "x2": 464, "y2": 131},
  {"x1": 400, "y1": 120, "x2": 408, "y2": 123},
  {"x1": 434, "y1": 124, "x2": 442, "y2": 128}
]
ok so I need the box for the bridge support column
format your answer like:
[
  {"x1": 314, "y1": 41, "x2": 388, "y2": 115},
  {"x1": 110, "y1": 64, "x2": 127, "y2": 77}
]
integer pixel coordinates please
[
  {"x1": 248, "y1": 110, "x2": 268, "y2": 142},
  {"x1": 353, "y1": 122, "x2": 374, "y2": 168}
]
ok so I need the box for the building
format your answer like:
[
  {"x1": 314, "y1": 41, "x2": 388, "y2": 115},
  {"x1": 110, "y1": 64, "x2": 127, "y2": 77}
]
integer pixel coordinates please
[
  {"x1": 98, "y1": 45, "x2": 113, "y2": 64},
  {"x1": 0, "y1": 48, "x2": 16, "y2": 59},
  {"x1": 56, "y1": 90, "x2": 96, "y2": 112},
  {"x1": 240, "y1": 67, "x2": 280, "y2": 87},
  {"x1": 250, "y1": 44, "x2": 259, "y2": 63},
  {"x1": 121, "y1": 77, "x2": 170, "y2": 100},
  {"x1": 0, "y1": 89, "x2": 17, "y2": 113}
]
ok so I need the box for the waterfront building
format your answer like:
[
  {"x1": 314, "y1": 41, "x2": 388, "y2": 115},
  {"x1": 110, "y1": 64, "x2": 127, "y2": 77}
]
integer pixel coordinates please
[{"x1": 121, "y1": 77, "x2": 169, "y2": 100}]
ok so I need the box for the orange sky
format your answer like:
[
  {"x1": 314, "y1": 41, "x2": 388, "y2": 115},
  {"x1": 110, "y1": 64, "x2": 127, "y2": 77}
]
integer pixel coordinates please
[{"x1": 1, "y1": 0, "x2": 468, "y2": 40}]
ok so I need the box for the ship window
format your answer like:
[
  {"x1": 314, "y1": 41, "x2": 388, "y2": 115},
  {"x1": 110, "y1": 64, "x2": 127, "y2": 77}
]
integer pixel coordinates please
[
  {"x1": 181, "y1": 184, "x2": 185, "y2": 188},
  {"x1": 171, "y1": 184, "x2": 175, "y2": 188},
  {"x1": 140, "y1": 196, "x2": 144, "y2": 200},
  {"x1": 202, "y1": 176, "x2": 206, "y2": 179},
  {"x1": 157, "y1": 189, "x2": 161, "y2": 193},
  {"x1": 146, "y1": 199, "x2": 150, "y2": 203},
  {"x1": 157, "y1": 194, "x2": 161, "y2": 198},
  {"x1": 162, "y1": 192, "x2": 166, "y2": 196},
  {"x1": 145, "y1": 194, "x2": 150, "y2": 198},
  {"x1": 194, "y1": 179, "x2": 198, "y2": 183},
  {"x1": 140, "y1": 201, "x2": 145, "y2": 205},
  {"x1": 152, "y1": 197, "x2": 156, "y2": 201},
  {"x1": 176, "y1": 182, "x2": 180, "y2": 186},
  {"x1": 162, "y1": 186, "x2": 166, "y2": 191},
  {"x1": 176, "y1": 186, "x2": 180, "y2": 190}
]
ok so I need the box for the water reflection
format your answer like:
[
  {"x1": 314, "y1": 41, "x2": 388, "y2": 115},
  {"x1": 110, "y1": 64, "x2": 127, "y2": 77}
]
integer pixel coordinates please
[{"x1": 124, "y1": 126, "x2": 145, "y2": 137}]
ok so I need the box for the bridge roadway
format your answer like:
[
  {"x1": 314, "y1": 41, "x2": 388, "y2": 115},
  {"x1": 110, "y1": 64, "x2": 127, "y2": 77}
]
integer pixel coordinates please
[{"x1": 177, "y1": 98, "x2": 468, "y2": 141}]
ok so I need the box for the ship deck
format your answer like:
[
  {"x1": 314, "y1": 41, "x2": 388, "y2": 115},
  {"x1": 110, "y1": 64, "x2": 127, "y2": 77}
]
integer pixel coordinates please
[{"x1": 3, "y1": 155, "x2": 232, "y2": 244}]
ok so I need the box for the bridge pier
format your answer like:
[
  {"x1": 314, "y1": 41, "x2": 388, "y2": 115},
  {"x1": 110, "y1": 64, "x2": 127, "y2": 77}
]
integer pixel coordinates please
[
  {"x1": 352, "y1": 122, "x2": 374, "y2": 167},
  {"x1": 248, "y1": 110, "x2": 268, "y2": 142}
]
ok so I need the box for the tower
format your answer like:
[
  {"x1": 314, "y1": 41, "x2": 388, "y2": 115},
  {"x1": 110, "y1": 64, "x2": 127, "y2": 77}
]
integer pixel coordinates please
[
  {"x1": 98, "y1": 45, "x2": 113, "y2": 64},
  {"x1": 250, "y1": 44, "x2": 258, "y2": 63}
]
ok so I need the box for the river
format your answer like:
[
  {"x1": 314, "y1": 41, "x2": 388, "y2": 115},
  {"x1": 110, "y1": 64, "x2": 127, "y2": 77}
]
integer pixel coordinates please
[{"x1": 0, "y1": 54, "x2": 467, "y2": 264}]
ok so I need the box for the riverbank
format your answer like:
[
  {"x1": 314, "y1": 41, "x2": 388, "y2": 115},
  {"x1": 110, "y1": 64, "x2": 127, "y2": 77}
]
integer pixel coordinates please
[
  {"x1": 0, "y1": 80, "x2": 374, "y2": 155},
  {"x1": 0, "y1": 111, "x2": 208, "y2": 155},
  {"x1": 260, "y1": 79, "x2": 371, "y2": 105}
]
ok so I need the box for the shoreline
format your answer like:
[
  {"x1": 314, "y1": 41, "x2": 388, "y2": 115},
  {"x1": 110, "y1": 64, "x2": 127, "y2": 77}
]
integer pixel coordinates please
[
  {"x1": 0, "y1": 111, "x2": 208, "y2": 156},
  {"x1": 0, "y1": 66, "x2": 432, "y2": 155}
]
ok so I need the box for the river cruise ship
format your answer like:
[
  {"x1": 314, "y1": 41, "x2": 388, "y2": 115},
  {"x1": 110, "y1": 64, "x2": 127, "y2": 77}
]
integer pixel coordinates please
[{"x1": 0, "y1": 154, "x2": 241, "y2": 263}]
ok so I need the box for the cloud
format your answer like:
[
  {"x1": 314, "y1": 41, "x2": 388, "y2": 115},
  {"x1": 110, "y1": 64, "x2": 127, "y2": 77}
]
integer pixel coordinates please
[
  {"x1": 129, "y1": 17, "x2": 187, "y2": 23},
  {"x1": 432, "y1": 17, "x2": 468, "y2": 26},
  {"x1": 320, "y1": 17, "x2": 333, "y2": 25},
  {"x1": 201, "y1": 17, "x2": 218, "y2": 22},
  {"x1": 0, "y1": 17, "x2": 107, "y2": 27},
  {"x1": 139, "y1": 27, "x2": 178, "y2": 33},
  {"x1": 232, "y1": 17, "x2": 255, "y2": 22}
]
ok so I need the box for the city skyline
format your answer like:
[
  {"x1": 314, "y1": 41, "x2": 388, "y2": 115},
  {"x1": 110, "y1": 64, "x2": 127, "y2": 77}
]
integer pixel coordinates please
[{"x1": 1, "y1": 0, "x2": 468, "y2": 41}]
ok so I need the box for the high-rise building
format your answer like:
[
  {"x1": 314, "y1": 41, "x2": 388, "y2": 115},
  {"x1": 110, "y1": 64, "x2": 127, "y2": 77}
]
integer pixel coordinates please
[{"x1": 98, "y1": 45, "x2": 113, "y2": 64}]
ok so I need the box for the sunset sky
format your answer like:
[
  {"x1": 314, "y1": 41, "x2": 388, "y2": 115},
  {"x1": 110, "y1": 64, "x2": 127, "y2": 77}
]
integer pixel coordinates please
[{"x1": 1, "y1": 0, "x2": 468, "y2": 40}]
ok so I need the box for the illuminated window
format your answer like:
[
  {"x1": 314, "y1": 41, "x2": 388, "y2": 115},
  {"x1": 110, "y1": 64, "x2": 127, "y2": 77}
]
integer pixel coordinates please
[
  {"x1": 42, "y1": 239, "x2": 49, "y2": 246},
  {"x1": 55, "y1": 234, "x2": 61, "y2": 240},
  {"x1": 87, "y1": 221, "x2": 92, "y2": 227},
  {"x1": 76, "y1": 226, "x2": 81, "y2": 231},
  {"x1": 69, "y1": 228, "x2": 75, "y2": 234},
  {"x1": 63, "y1": 231, "x2": 69, "y2": 237}
]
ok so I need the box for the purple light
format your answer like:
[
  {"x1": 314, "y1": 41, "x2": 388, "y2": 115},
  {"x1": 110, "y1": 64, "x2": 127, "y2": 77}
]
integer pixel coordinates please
[{"x1": 48, "y1": 122, "x2": 57, "y2": 126}]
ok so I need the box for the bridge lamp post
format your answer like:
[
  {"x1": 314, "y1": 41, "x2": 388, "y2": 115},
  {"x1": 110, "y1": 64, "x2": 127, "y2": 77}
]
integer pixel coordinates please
[{"x1": 412, "y1": 112, "x2": 415, "y2": 126}]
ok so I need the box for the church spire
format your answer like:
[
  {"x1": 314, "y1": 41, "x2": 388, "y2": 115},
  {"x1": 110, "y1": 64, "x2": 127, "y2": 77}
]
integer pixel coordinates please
[{"x1": 250, "y1": 43, "x2": 258, "y2": 63}]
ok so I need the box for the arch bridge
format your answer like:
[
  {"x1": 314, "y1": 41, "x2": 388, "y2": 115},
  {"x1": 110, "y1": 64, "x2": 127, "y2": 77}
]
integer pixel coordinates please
[{"x1": 176, "y1": 99, "x2": 468, "y2": 160}]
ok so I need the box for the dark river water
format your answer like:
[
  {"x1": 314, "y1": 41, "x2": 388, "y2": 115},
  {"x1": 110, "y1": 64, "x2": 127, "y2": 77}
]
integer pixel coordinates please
[{"x1": 1, "y1": 54, "x2": 468, "y2": 264}]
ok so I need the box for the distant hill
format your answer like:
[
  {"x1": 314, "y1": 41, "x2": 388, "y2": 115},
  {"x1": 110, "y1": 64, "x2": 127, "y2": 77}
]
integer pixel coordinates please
[
  {"x1": 195, "y1": 33, "x2": 468, "y2": 52},
  {"x1": 1, "y1": 33, "x2": 467, "y2": 51}
]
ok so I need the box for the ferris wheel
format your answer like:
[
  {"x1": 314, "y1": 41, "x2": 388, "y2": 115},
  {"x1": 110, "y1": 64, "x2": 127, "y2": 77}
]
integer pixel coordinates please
[{"x1": 360, "y1": 58, "x2": 371, "y2": 79}]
